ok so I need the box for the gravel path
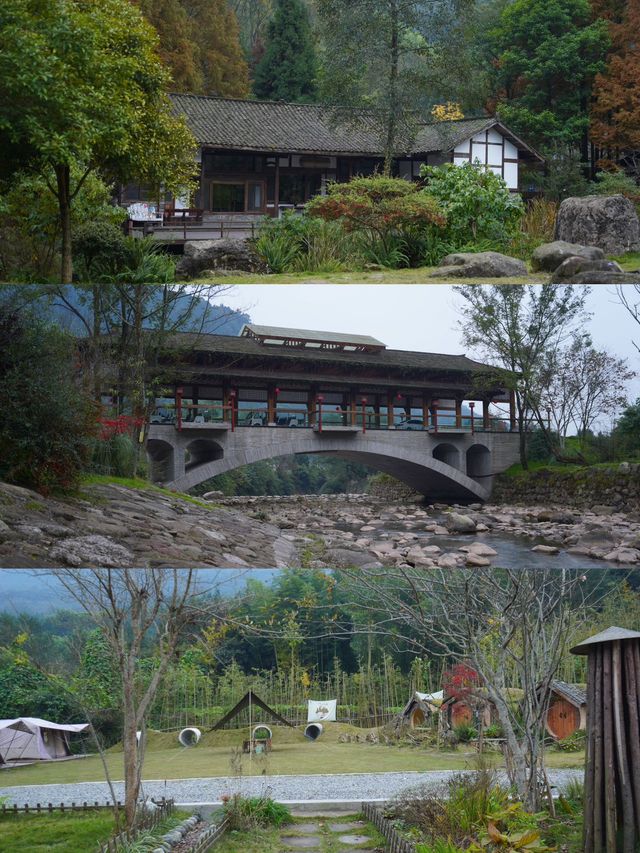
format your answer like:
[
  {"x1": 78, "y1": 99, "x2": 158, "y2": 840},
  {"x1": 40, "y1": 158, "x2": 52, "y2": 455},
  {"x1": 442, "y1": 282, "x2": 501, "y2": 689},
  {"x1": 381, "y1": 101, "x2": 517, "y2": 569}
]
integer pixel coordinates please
[{"x1": 0, "y1": 769, "x2": 583, "y2": 806}]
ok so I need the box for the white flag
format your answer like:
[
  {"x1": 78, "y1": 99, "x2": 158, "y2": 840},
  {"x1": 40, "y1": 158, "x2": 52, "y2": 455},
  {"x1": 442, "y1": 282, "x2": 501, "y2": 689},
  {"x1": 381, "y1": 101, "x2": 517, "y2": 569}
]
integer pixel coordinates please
[{"x1": 307, "y1": 699, "x2": 337, "y2": 722}]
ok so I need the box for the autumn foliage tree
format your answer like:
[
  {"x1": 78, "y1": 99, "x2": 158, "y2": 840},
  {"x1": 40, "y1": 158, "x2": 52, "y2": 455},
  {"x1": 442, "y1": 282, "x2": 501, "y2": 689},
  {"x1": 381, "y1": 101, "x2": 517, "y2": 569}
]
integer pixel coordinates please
[{"x1": 590, "y1": 0, "x2": 640, "y2": 176}]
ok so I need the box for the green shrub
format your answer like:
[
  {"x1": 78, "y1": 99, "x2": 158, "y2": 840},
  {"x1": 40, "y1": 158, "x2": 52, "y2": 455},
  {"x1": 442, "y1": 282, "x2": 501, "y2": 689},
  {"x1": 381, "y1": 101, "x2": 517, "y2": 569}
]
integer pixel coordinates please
[
  {"x1": 453, "y1": 723, "x2": 478, "y2": 743},
  {"x1": 72, "y1": 221, "x2": 129, "y2": 281},
  {"x1": 222, "y1": 795, "x2": 292, "y2": 830},
  {"x1": 421, "y1": 162, "x2": 523, "y2": 245},
  {"x1": 484, "y1": 723, "x2": 504, "y2": 738},
  {"x1": 553, "y1": 730, "x2": 586, "y2": 752},
  {"x1": 254, "y1": 216, "x2": 305, "y2": 273},
  {"x1": 417, "y1": 841, "x2": 466, "y2": 853}
]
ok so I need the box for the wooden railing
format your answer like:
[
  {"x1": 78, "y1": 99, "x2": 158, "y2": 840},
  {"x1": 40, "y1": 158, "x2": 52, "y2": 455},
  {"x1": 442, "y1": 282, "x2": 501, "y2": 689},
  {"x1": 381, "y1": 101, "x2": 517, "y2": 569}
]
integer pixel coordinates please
[
  {"x1": 97, "y1": 798, "x2": 174, "y2": 853},
  {"x1": 190, "y1": 817, "x2": 229, "y2": 852},
  {"x1": 361, "y1": 802, "x2": 416, "y2": 853},
  {"x1": 1, "y1": 800, "x2": 121, "y2": 816}
]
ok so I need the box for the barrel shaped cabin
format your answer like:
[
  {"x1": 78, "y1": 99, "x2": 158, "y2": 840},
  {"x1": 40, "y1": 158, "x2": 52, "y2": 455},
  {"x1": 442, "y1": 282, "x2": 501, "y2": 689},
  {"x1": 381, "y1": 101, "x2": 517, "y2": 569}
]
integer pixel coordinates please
[
  {"x1": 401, "y1": 691, "x2": 442, "y2": 729},
  {"x1": 545, "y1": 681, "x2": 587, "y2": 740}
]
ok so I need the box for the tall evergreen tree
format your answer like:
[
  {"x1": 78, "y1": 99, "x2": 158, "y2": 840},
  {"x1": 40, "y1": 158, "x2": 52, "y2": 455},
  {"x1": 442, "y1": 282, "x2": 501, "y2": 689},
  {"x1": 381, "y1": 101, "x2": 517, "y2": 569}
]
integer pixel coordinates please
[
  {"x1": 253, "y1": 0, "x2": 317, "y2": 102},
  {"x1": 489, "y1": 0, "x2": 609, "y2": 164},
  {"x1": 134, "y1": 0, "x2": 202, "y2": 92},
  {"x1": 183, "y1": 0, "x2": 250, "y2": 97}
]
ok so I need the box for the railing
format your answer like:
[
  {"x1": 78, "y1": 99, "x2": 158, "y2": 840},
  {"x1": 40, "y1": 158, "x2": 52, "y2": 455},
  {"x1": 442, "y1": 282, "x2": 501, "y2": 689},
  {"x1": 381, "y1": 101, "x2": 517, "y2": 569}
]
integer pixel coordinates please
[
  {"x1": 162, "y1": 208, "x2": 204, "y2": 240},
  {"x1": 361, "y1": 802, "x2": 416, "y2": 853},
  {"x1": 1, "y1": 800, "x2": 123, "y2": 816},
  {"x1": 150, "y1": 399, "x2": 517, "y2": 435},
  {"x1": 191, "y1": 817, "x2": 229, "y2": 852}
]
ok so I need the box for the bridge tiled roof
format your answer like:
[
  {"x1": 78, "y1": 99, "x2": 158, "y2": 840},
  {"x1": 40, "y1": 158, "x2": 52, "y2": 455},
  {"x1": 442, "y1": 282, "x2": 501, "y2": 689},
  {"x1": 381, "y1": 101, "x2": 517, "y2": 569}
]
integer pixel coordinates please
[
  {"x1": 169, "y1": 94, "x2": 543, "y2": 160},
  {"x1": 162, "y1": 332, "x2": 495, "y2": 375}
]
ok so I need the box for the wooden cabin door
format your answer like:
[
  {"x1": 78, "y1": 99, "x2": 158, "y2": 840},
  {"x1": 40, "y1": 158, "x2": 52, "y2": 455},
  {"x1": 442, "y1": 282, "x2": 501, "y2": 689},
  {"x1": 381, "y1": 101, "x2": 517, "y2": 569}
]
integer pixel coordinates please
[
  {"x1": 451, "y1": 702, "x2": 473, "y2": 727},
  {"x1": 547, "y1": 699, "x2": 580, "y2": 739}
]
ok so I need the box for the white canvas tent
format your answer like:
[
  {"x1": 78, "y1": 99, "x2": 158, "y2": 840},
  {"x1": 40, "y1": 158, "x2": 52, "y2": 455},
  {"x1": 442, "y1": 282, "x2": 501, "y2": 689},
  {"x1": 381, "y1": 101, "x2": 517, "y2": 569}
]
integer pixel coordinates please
[{"x1": 0, "y1": 718, "x2": 89, "y2": 764}]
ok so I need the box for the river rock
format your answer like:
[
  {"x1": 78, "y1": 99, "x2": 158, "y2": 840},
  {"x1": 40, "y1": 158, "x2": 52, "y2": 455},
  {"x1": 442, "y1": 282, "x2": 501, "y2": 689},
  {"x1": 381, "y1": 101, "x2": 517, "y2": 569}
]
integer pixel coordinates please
[
  {"x1": 603, "y1": 547, "x2": 639, "y2": 564},
  {"x1": 446, "y1": 513, "x2": 477, "y2": 533},
  {"x1": 460, "y1": 542, "x2": 498, "y2": 556},
  {"x1": 465, "y1": 552, "x2": 492, "y2": 567},
  {"x1": 531, "y1": 240, "x2": 604, "y2": 272},
  {"x1": 432, "y1": 251, "x2": 527, "y2": 278},
  {"x1": 437, "y1": 553, "x2": 460, "y2": 568},
  {"x1": 550, "y1": 257, "x2": 624, "y2": 283},
  {"x1": 554, "y1": 194, "x2": 640, "y2": 254},
  {"x1": 531, "y1": 544, "x2": 560, "y2": 555},
  {"x1": 175, "y1": 238, "x2": 266, "y2": 279}
]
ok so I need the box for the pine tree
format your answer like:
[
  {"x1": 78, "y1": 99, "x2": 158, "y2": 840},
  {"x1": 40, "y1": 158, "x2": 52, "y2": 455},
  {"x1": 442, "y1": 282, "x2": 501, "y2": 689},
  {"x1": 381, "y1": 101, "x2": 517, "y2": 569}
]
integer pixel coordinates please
[
  {"x1": 253, "y1": 0, "x2": 317, "y2": 102},
  {"x1": 590, "y1": 0, "x2": 640, "y2": 175},
  {"x1": 182, "y1": 0, "x2": 251, "y2": 97},
  {"x1": 134, "y1": 0, "x2": 202, "y2": 92}
]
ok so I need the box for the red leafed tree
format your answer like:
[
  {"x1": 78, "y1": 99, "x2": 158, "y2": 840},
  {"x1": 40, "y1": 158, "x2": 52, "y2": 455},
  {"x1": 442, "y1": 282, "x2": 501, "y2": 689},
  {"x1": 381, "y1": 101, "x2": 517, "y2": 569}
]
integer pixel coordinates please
[
  {"x1": 590, "y1": 0, "x2": 640, "y2": 175},
  {"x1": 442, "y1": 662, "x2": 483, "y2": 701}
]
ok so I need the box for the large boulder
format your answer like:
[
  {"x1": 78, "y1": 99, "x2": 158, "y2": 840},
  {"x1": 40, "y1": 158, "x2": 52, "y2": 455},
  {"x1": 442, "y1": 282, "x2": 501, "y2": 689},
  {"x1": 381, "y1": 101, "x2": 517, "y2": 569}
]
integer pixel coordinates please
[
  {"x1": 531, "y1": 240, "x2": 604, "y2": 272},
  {"x1": 557, "y1": 270, "x2": 640, "y2": 284},
  {"x1": 554, "y1": 195, "x2": 640, "y2": 255},
  {"x1": 430, "y1": 252, "x2": 527, "y2": 278},
  {"x1": 550, "y1": 256, "x2": 624, "y2": 283},
  {"x1": 175, "y1": 238, "x2": 266, "y2": 279}
]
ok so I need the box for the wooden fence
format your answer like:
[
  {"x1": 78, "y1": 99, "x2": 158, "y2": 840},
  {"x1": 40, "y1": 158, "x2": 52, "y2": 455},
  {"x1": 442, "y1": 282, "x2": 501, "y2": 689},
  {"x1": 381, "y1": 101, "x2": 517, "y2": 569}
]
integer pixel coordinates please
[
  {"x1": 97, "y1": 798, "x2": 174, "y2": 853},
  {"x1": 361, "y1": 802, "x2": 416, "y2": 853},
  {"x1": 190, "y1": 817, "x2": 230, "y2": 852},
  {"x1": 1, "y1": 800, "x2": 123, "y2": 816}
]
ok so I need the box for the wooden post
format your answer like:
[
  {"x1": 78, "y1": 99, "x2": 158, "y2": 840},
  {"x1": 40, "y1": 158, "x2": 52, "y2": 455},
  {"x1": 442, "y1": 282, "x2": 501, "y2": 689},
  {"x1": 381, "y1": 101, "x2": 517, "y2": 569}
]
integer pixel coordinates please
[
  {"x1": 509, "y1": 389, "x2": 517, "y2": 431},
  {"x1": 307, "y1": 388, "x2": 316, "y2": 426},
  {"x1": 483, "y1": 400, "x2": 491, "y2": 430},
  {"x1": 349, "y1": 389, "x2": 357, "y2": 426},
  {"x1": 423, "y1": 395, "x2": 430, "y2": 430},
  {"x1": 175, "y1": 387, "x2": 183, "y2": 431},
  {"x1": 571, "y1": 626, "x2": 640, "y2": 852},
  {"x1": 387, "y1": 390, "x2": 395, "y2": 429},
  {"x1": 469, "y1": 401, "x2": 475, "y2": 434},
  {"x1": 268, "y1": 386, "x2": 277, "y2": 425},
  {"x1": 222, "y1": 383, "x2": 230, "y2": 423},
  {"x1": 455, "y1": 398, "x2": 462, "y2": 428}
]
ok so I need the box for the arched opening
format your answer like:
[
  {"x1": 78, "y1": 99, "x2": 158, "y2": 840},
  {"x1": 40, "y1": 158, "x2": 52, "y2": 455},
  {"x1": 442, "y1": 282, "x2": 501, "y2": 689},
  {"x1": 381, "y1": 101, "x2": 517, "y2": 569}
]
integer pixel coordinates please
[
  {"x1": 185, "y1": 438, "x2": 224, "y2": 472},
  {"x1": 466, "y1": 444, "x2": 491, "y2": 480},
  {"x1": 146, "y1": 439, "x2": 175, "y2": 483},
  {"x1": 304, "y1": 723, "x2": 324, "y2": 741},
  {"x1": 410, "y1": 707, "x2": 426, "y2": 728},
  {"x1": 433, "y1": 443, "x2": 460, "y2": 470}
]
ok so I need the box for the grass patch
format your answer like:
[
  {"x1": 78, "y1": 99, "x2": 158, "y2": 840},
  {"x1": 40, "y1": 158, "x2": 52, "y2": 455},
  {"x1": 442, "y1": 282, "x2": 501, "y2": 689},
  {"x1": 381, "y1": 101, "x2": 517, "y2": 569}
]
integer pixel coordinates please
[
  {"x1": 610, "y1": 250, "x2": 640, "y2": 271},
  {"x1": 214, "y1": 826, "x2": 281, "y2": 853},
  {"x1": 501, "y1": 459, "x2": 632, "y2": 479},
  {"x1": 190, "y1": 268, "x2": 546, "y2": 284},
  {"x1": 0, "y1": 809, "x2": 114, "y2": 853},
  {"x1": 80, "y1": 474, "x2": 216, "y2": 509},
  {"x1": 0, "y1": 727, "x2": 584, "y2": 786}
]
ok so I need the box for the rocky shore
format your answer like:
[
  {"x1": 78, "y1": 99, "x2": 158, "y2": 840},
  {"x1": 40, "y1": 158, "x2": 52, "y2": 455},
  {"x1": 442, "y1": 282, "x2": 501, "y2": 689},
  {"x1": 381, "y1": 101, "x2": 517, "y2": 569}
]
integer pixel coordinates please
[{"x1": 1, "y1": 481, "x2": 639, "y2": 568}]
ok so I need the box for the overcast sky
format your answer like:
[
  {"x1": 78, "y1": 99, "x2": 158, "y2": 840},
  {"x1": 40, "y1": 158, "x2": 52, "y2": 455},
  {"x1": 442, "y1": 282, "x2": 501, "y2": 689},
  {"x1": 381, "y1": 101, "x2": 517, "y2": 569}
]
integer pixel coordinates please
[{"x1": 222, "y1": 284, "x2": 640, "y2": 406}]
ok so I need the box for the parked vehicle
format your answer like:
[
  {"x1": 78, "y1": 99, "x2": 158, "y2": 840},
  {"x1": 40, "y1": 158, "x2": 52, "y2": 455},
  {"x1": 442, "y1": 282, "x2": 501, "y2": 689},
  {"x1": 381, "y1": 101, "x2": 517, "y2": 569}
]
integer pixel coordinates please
[{"x1": 396, "y1": 417, "x2": 425, "y2": 430}]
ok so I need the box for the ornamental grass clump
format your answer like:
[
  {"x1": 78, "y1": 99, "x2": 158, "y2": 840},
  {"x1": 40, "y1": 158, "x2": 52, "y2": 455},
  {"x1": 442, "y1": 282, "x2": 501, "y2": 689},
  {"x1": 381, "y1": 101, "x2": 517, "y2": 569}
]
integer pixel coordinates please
[{"x1": 221, "y1": 794, "x2": 292, "y2": 831}]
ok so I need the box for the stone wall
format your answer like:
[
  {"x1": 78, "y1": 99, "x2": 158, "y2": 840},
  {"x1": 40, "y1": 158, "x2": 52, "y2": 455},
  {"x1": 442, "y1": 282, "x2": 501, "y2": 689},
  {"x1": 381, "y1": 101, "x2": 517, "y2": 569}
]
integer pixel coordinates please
[{"x1": 491, "y1": 462, "x2": 640, "y2": 513}]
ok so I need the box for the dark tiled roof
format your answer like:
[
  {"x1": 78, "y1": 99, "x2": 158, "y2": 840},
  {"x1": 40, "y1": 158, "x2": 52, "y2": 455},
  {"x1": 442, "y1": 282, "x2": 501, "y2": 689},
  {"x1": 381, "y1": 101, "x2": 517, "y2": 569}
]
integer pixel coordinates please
[
  {"x1": 170, "y1": 94, "x2": 542, "y2": 159},
  {"x1": 161, "y1": 332, "x2": 494, "y2": 375},
  {"x1": 551, "y1": 681, "x2": 587, "y2": 707},
  {"x1": 241, "y1": 323, "x2": 386, "y2": 349}
]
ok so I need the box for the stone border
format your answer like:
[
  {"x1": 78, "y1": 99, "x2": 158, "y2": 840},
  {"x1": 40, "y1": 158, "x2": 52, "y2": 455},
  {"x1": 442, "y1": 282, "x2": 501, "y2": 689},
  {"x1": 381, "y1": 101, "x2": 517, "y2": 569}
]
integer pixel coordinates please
[{"x1": 361, "y1": 802, "x2": 416, "y2": 853}]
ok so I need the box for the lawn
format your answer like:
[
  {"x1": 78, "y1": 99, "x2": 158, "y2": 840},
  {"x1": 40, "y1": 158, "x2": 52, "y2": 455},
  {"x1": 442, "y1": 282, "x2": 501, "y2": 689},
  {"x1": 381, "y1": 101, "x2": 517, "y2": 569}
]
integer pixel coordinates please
[
  {"x1": 194, "y1": 269, "x2": 545, "y2": 284},
  {"x1": 0, "y1": 725, "x2": 584, "y2": 787},
  {"x1": 0, "y1": 810, "x2": 114, "y2": 853}
]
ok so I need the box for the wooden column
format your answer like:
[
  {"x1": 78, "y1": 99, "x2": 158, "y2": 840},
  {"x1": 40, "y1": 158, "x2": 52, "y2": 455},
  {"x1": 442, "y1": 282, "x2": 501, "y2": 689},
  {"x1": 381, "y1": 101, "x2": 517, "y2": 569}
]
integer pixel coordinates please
[
  {"x1": 422, "y1": 395, "x2": 430, "y2": 429},
  {"x1": 307, "y1": 387, "x2": 316, "y2": 426},
  {"x1": 387, "y1": 389, "x2": 395, "y2": 429},
  {"x1": 223, "y1": 383, "x2": 231, "y2": 422},
  {"x1": 274, "y1": 159, "x2": 280, "y2": 216},
  {"x1": 349, "y1": 389, "x2": 357, "y2": 426},
  {"x1": 267, "y1": 386, "x2": 276, "y2": 425},
  {"x1": 455, "y1": 399, "x2": 462, "y2": 428}
]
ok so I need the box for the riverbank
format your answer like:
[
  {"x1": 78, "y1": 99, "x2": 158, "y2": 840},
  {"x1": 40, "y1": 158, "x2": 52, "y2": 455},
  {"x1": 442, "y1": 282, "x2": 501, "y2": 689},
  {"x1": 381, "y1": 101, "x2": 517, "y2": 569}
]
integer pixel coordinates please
[{"x1": 1, "y1": 480, "x2": 638, "y2": 569}]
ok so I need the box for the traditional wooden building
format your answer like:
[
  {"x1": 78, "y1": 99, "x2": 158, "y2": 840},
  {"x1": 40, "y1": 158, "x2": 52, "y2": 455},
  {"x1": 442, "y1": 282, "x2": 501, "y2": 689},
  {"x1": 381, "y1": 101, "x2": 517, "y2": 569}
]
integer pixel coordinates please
[
  {"x1": 122, "y1": 95, "x2": 544, "y2": 238},
  {"x1": 401, "y1": 691, "x2": 443, "y2": 728},
  {"x1": 147, "y1": 323, "x2": 516, "y2": 434}
]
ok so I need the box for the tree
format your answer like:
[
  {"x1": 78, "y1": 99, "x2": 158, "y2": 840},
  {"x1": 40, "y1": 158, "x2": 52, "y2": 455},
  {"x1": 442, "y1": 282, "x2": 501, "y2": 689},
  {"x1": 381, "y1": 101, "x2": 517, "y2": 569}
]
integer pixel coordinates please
[
  {"x1": 315, "y1": 0, "x2": 455, "y2": 173},
  {"x1": 182, "y1": 0, "x2": 250, "y2": 97},
  {"x1": 253, "y1": 0, "x2": 317, "y2": 102},
  {"x1": 0, "y1": 0, "x2": 196, "y2": 283},
  {"x1": 338, "y1": 566, "x2": 596, "y2": 811},
  {"x1": 135, "y1": 0, "x2": 202, "y2": 93},
  {"x1": 52, "y1": 569, "x2": 199, "y2": 828},
  {"x1": 617, "y1": 284, "x2": 640, "y2": 353},
  {"x1": 489, "y1": 0, "x2": 609, "y2": 174},
  {"x1": 590, "y1": 0, "x2": 640, "y2": 177},
  {"x1": 0, "y1": 306, "x2": 98, "y2": 493},
  {"x1": 539, "y1": 334, "x2": 634, "y2": 448},
  {"x1": 228, "y1": 0, "x2": 273, "y2": 58},
  {"x1": 454, "y1": 285, "x2": 588, "y2": 467}
]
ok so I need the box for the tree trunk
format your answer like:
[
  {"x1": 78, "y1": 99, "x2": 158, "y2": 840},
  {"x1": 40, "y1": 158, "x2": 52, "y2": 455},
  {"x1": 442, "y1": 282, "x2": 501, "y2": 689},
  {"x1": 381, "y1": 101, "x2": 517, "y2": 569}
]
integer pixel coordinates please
[
  {"x1": 55, "y1": 164, "x2": 73, "y2": 284},
  {"x1": 122, "y1": 673, "x2": 141, "y2": 828},
  {"x1": 383, "y1": 0, "x2": 399, "y2": 176}
]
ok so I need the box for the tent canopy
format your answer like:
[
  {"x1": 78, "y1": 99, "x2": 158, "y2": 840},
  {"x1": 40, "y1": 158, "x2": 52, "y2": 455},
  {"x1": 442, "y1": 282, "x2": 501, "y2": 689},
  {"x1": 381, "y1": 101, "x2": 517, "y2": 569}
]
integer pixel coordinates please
[
  {"x1": 209, "y1": 690, "x2": 294, "y2": 731},
  {"x1": 0, "y1": 718, "x2": 89, "y2": 764}
]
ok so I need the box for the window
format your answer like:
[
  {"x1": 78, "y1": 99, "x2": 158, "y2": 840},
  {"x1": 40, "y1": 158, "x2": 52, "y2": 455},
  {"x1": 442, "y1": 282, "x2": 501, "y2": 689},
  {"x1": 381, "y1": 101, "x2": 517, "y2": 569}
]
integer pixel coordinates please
[{"x1": 211, "y1": 183, "x2": 245, "y2": 212}]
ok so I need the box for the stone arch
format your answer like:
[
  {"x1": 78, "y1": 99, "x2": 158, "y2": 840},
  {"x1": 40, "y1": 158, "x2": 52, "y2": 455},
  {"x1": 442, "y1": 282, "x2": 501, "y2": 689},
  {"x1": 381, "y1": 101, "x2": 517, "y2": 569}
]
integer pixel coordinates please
[
  {"x1": 432, "y1": 443, "x2": 460, "y2": 470},
  {"x1": 146, "y1": 438, "x2": 176, "y2": 483},
  {"x1": 466, "y1": 444, "x2": 491, "y2": 481},
  {"x1": 185, "y1": 438, "x2": 224, "y2": 472}
]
